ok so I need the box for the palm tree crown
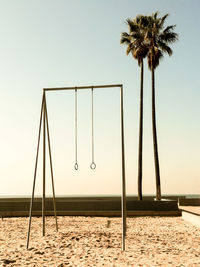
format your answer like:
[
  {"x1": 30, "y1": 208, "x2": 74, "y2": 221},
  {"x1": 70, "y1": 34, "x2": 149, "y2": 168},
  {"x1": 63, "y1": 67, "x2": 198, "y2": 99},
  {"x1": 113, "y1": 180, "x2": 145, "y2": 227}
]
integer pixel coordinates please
[
  {"x1": 120, "y1": 15, "x2": 148, "y2": 66},
  {"x1": 143, "y1": 12, "x2": 178, "y2": 69}
]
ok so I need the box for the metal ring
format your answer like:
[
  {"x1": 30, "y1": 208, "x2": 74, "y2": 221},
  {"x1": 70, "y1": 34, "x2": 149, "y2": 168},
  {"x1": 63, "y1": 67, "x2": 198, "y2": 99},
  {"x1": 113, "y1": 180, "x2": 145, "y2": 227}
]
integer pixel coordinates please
[
  {"x1": 74, "y1": 163, "x2": 78, "y2": 170},
  {"x1": 90, "y1": 162, "x2": 96, "y2": 170}
]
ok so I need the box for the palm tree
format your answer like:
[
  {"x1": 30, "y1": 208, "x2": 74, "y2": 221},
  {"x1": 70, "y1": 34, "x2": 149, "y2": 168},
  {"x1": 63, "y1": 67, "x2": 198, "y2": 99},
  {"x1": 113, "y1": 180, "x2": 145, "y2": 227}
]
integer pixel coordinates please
[
  {"x1": 144, "y1": 12, "x2": 178, "y2": 200},
  {"x1": 120, "y1": 16, "x2": 148, "y2": 200}
]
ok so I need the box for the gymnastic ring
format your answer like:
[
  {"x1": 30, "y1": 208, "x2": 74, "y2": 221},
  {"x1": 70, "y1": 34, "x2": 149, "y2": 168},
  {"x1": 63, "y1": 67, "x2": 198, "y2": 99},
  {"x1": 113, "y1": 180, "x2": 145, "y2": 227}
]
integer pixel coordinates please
[
  {"x1": 74, "y1": 163, "x2": 79, "y2": 170},
  {"x1": 90, "y1": 162, "x2": 96, "y2": 170}
]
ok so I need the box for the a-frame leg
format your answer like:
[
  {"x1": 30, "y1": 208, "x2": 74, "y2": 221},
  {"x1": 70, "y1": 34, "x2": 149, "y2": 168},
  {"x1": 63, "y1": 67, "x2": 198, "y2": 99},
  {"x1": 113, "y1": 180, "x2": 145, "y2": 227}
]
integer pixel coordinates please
[
  {"x1": 44, "y1": 97, "x2": 58, "y2": 231},
  {"x1": 42, "y1": 92, "x2": 46, "y2": 236},
  {"x1": 27, "y1": 94, "x2": 45, "y2": 249}
]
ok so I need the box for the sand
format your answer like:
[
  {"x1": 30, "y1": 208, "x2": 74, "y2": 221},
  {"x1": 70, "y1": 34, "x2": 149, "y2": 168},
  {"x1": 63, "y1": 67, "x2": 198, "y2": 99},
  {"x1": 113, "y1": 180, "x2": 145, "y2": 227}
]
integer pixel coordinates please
[{"x1": 0, "y1": 216, "x2": 200, "y2": 266}]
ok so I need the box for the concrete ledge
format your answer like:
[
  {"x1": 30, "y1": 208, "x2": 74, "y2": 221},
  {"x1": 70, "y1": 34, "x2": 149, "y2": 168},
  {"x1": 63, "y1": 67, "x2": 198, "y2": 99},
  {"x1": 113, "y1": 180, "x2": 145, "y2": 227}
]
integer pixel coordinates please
[
  {"x1": 182, "y1": 211, "x2": 200, "y2": 227},
  {"x1": 178, "y1": 198, "x2": 200, "y2": 206},
  {"x1": 179, "y1": 206, "x2": 200, "y2": 215},
  {"x1": 0, "y1": 197, "x2": 180, "y2": 217},
  {"x1": 179, "y1": 206, "x2": 200, "y2": 227}
]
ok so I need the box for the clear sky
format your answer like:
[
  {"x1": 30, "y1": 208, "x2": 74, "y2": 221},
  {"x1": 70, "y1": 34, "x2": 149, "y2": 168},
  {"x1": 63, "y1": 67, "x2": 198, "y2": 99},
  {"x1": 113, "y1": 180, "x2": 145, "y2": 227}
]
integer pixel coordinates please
[{"x1": 0, "y1": 0, "x2": 200, "y2": 196}]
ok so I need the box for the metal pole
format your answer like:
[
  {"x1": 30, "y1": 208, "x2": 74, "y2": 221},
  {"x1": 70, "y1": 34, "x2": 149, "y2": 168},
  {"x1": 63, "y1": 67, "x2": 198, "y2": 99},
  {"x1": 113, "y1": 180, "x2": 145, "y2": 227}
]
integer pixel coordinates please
[
  {"x1": 42, "y1": 92, "x2": 46, "y2": 236},
  {"x1": 44, "y1": 98, "x2": 58, "y2": 231},
  {"x1": 26, "y1": 94, "x2": 44, "y2": 249},
  {"x1": 43, "y1": 84, "x2": 122, "y2": 92},
  {"x1": 120, "y1": 85, "x2": 127, "y2": 251}
]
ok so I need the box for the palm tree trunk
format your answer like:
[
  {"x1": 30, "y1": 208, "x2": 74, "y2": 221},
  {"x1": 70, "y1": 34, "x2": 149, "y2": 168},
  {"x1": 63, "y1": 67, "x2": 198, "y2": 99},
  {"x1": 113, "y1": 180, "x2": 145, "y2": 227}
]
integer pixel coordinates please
[
  {"x1": 151, "y1": 68, "x2": 161, "y2": 200},
  {"x1": 138, "y1": 60, "x2": 143, "y2": 200}
]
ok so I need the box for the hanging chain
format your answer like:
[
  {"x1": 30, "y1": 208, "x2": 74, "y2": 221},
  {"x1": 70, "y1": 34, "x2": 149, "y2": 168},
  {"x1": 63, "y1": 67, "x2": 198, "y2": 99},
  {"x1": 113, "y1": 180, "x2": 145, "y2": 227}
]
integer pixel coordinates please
[
  {"x1": 90, "y1": 87, "x2": 96, "y2": 170},
  {"x1": 74, "y1": 88, "x2": 78, "y2": 170}
]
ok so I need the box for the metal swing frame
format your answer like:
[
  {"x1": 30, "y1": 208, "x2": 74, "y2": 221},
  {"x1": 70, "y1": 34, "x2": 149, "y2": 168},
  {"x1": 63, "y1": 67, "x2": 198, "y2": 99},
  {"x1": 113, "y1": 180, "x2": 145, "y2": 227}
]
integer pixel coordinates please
[{"x1": 26, "y1": 84, "x2": 127, "y2": 250}]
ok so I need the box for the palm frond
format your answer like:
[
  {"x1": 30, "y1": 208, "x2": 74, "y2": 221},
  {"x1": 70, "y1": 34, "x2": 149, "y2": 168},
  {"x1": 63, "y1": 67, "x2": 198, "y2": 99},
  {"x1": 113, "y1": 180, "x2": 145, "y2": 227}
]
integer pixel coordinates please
[
  {"x1": 126, "y1": 18, "x2": 139, "y2": 33},
  {"x1": 126, "y1": 44, "x2": 133, "y2": 55},
  {"x1": 140, "y1": 15, "x2": 149, "y2": 27},
  {"x1": 152, "y1": 11, "x2": 159, "y2": 20},
  {"x1": 131, "y1": 32, "x2": 142, "y2": 40},
  {"x1": 154, "y1": 49, "x2": 163, "y2": 68},
  {"x1": 146, "y1": 15, "x2": 154, "y2": 28},
  {"x1": 120, "y1": 32, "x2": 130, "y2": 45},
  {"x1": 159, "y1": 13, "x2": 169, "y2": 28},
  {"x1": 135, "y1": 14, "x2": 144, "y2": 25},
  {"x1": 163, "y1": 25, "x2": 176, "y2": 33},
  {"x1": 159, "y1": 31, "x2": 178, "y2": 43},
  {"x1": 157, "y1": 40, "x2": 173, "y2": 56}
]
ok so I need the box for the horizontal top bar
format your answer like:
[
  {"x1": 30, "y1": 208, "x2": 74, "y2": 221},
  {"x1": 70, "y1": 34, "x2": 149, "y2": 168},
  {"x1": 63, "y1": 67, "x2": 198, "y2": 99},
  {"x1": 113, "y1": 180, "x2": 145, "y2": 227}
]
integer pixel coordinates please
[{"x1": 43, "y1": 84, "x2": 123, "y2": 91}]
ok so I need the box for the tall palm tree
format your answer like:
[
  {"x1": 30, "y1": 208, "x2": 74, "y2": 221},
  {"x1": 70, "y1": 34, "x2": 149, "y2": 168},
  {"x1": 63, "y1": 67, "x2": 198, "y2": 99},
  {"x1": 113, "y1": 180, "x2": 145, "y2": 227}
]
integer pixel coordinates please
[
  {"x1": 120, "y1": 16, "x2": 148, "y2": 200},
  {"x1": 144, "y1": 12, "x2": 178, "y2": 200}
]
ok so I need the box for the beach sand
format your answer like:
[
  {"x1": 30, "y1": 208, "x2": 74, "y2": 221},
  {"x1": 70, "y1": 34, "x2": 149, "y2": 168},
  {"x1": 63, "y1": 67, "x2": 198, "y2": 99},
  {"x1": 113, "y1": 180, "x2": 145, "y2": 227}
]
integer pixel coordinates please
[{"x1": 0, "y1": 216, "x2": 200, "y2": 266}]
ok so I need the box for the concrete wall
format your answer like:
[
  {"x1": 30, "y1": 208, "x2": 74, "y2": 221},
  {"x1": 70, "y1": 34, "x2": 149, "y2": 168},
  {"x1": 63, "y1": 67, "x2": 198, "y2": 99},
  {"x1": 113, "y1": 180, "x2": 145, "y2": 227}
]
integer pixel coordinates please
[{"x1": 0, "y1": 196, "x2": 181, "y2": 217}]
